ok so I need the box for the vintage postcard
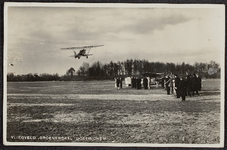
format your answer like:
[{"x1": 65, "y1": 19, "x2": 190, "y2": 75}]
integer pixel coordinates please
[{"x1": 4, "y1": 3, "x2": 225, "y2": 147}]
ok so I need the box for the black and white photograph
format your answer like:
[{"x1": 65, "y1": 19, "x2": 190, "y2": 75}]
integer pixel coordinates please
[{"x1": 3, "y1": 3, "x2": 225, "y2": 147}]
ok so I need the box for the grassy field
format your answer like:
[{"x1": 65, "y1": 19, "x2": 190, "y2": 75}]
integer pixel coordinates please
[{"x1": 6, "y1": 79, "x2": 221, "y2": 144}]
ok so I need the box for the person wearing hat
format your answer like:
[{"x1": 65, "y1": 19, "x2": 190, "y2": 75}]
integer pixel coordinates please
[
  {"x1": 143, "y1": 76, "x2": 148, "y2": 89},
  {"x1": 186, "y1": 72, "x2": 192, "y2": 97},
  {"x1": 178, "y1": 75, "x2": 187, "y2": 101}
]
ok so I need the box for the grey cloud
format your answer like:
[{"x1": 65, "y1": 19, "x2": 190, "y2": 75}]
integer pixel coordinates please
[
  {"x1": 122, "y1": 15, "x2": 191, "y2": 34},
  {"x1": 63, "y1": 25, "x2": 107, "y2": 44}
]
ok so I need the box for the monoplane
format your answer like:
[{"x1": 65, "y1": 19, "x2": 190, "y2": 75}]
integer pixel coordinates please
[{"x1": 61, "y1": 45, "x2": 104, "y2": 59}]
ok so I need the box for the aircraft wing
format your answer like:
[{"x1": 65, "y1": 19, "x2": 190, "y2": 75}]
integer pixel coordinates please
[
  {"x1": 83, "y1": 45, "x2": 104, "y2": 49},
  {"x1": 86, "y1": 54, "x2": 93, "y2": 56},
  {"x1": 61, "y1": 45, "x2": 103, "y2": 50},
  {"x1": 61, "y1": 47, "x2": 80, "y2": 50}
]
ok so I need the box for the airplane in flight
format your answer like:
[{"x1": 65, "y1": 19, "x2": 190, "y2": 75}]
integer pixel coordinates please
[{"x1": 61, "y1": 45, "x2": 104, "y2": 59}]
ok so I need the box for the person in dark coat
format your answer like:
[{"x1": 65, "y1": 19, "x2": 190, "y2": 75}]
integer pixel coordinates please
[
  {"x1": 174, "y1": 74, "x2": 180, "y2": 98},
  {"x1": 119, "y1": 78, "x2": 123, "y2": 89},
  {"x1": 143, "y1": 76, "x2": 148, "y2": 89},
  {"x1": 138, "y1": 77, "x2": 142, "y2": 89},
  {"x1": 136, "y1": 77, "x2": 139, "y2": 90},
  {"x1": 186, "y1": 73, "x2": 192, "y2": 97},
  {"x1": 131, "y1": 77, "x2": 134, "y2": 88},
  {"x1": 116, "y1": 77, "x2": 120, "y2": 89},
  {"x1": 161, "y1": 77, "x2": 165, "y2": 89},
  {"x1": 191, "y1": 74, "x2": 199, "y2": 96},
  {"x1": 133, "y1": 77, "x2": 136, "y2": 89},
  {"x1": 178, "y1": 76, "x2": 187, "y2": 101},
  {"x1": 196, "y1": 74, "x2": 202, "y2": 91}
]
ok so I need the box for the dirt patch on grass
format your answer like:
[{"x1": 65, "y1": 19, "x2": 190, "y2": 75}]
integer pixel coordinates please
[
  {"x1": 16, "y1": 111, "x2": 94, "y2": 124},
  {"x1": 52, "y1": 111, "x2": 94, "y2": 123},
  {"x1": 8, "y1": 103, "x2": 74, "y2": 107}
]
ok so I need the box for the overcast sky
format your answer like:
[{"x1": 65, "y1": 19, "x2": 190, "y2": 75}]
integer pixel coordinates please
[{"x1": 5, "y1": 3, "x2": 225, "y2": 75}]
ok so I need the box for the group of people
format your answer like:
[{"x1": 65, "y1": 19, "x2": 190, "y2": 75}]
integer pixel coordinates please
[
  {"x1": 115, "y1": 76, "x2": 152, "y2": 90},
  {"x1": 114, "y1": 73, "x2": 202, "y2": 101},
  {"x1": 130, "y1": 76, "x2": 151, "y2": 89},
  {"x1": 162, "y1": 73, "x2": 202, "y2": 101},
  {"x1": 114, "y1": 77, "x2": 123, "y2": 89}
]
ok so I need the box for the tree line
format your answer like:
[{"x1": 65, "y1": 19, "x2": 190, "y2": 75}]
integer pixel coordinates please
[
  {"x1": 7, "y1": 59, "x2": 220, "y2": 82},
  {"x1": 77, "y1": 59, "x2": 220, "y2": 79}
]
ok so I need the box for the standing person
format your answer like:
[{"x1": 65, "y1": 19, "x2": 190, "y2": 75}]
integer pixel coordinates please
[
  {"x1": 191, "y1": 74, "x2": 199, "y2": 96},
  {"x1": 117, "y1": 77, "x2": 120, "y2": 89},
  {"x1": 131, "y1": 77, "x2": 134, "y2": 88},
  {"x1": 161, "y1": 77, "x2": 165, "y2": 89},
  {"x1": 170, "y1": 74, "x2": 174, "y2": 95},
  {"x1": 171, "y1": 76, "x2": 175, "y2": 96},
  {"x1": 174, "y1": 74, "x2": 180, "y2": 98},
  {"x1": 165, "y1": 75, "x2": 171, "y2": 95},
  {"x1": 133, "y1": 77, "x2": 136, "y2": 89},
  {"x1": 114, "y1": 77, "x2": 117, "y2": 89},
  {"x1": 138, "y1": 77, "x2": 142, "y2": 89},
  {"x1": 135, "y1": 77, "x2": 139, "y2": 90},
  {"x1": 178, "y1": 75, "x2": 187, "y2": 101},
  {"x1": 147, "y1": 76, "x2": 151, "y2": 89},
  {"x1": 119, "y1": 77, "x2": 123, "y2": 89},
  {"x1": 196, "y1": 74, "x2": 202, "y2": 91},
  {"x1": 186, "y1": 73, "x2": 192, "y2": 97},
  {"x1": 143, "y1": 76, "x2": 148, "y2": 89},
  {"x1": 163, "y1": 76, "x2": 167, "y2": 90}
]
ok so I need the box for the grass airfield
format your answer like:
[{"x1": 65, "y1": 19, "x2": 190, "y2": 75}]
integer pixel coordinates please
[{"x1": 6, "y1": 79, "x2": 221, "y2": 144}]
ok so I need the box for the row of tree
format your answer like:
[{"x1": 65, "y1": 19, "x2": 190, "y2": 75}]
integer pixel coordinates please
[
  {"x1": 7, "y1": 60, "x2": 220, "y2": 82},
  {"x1": 77, "y1": 59, "x2": 220, "y2": 78}
]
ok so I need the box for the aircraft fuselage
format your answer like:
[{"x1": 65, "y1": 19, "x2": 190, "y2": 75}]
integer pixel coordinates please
[{"x1": 75, "y1": 49, "x2": 86, "y2": 59}]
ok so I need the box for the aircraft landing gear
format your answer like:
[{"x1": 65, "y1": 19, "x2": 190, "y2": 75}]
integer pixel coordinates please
[
  {"x1": 78, "y1": 57, "x2": 80, "y2": 59},
  {"x1": 86, "y1": 56, "x2": 88, "y2": 59}
]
